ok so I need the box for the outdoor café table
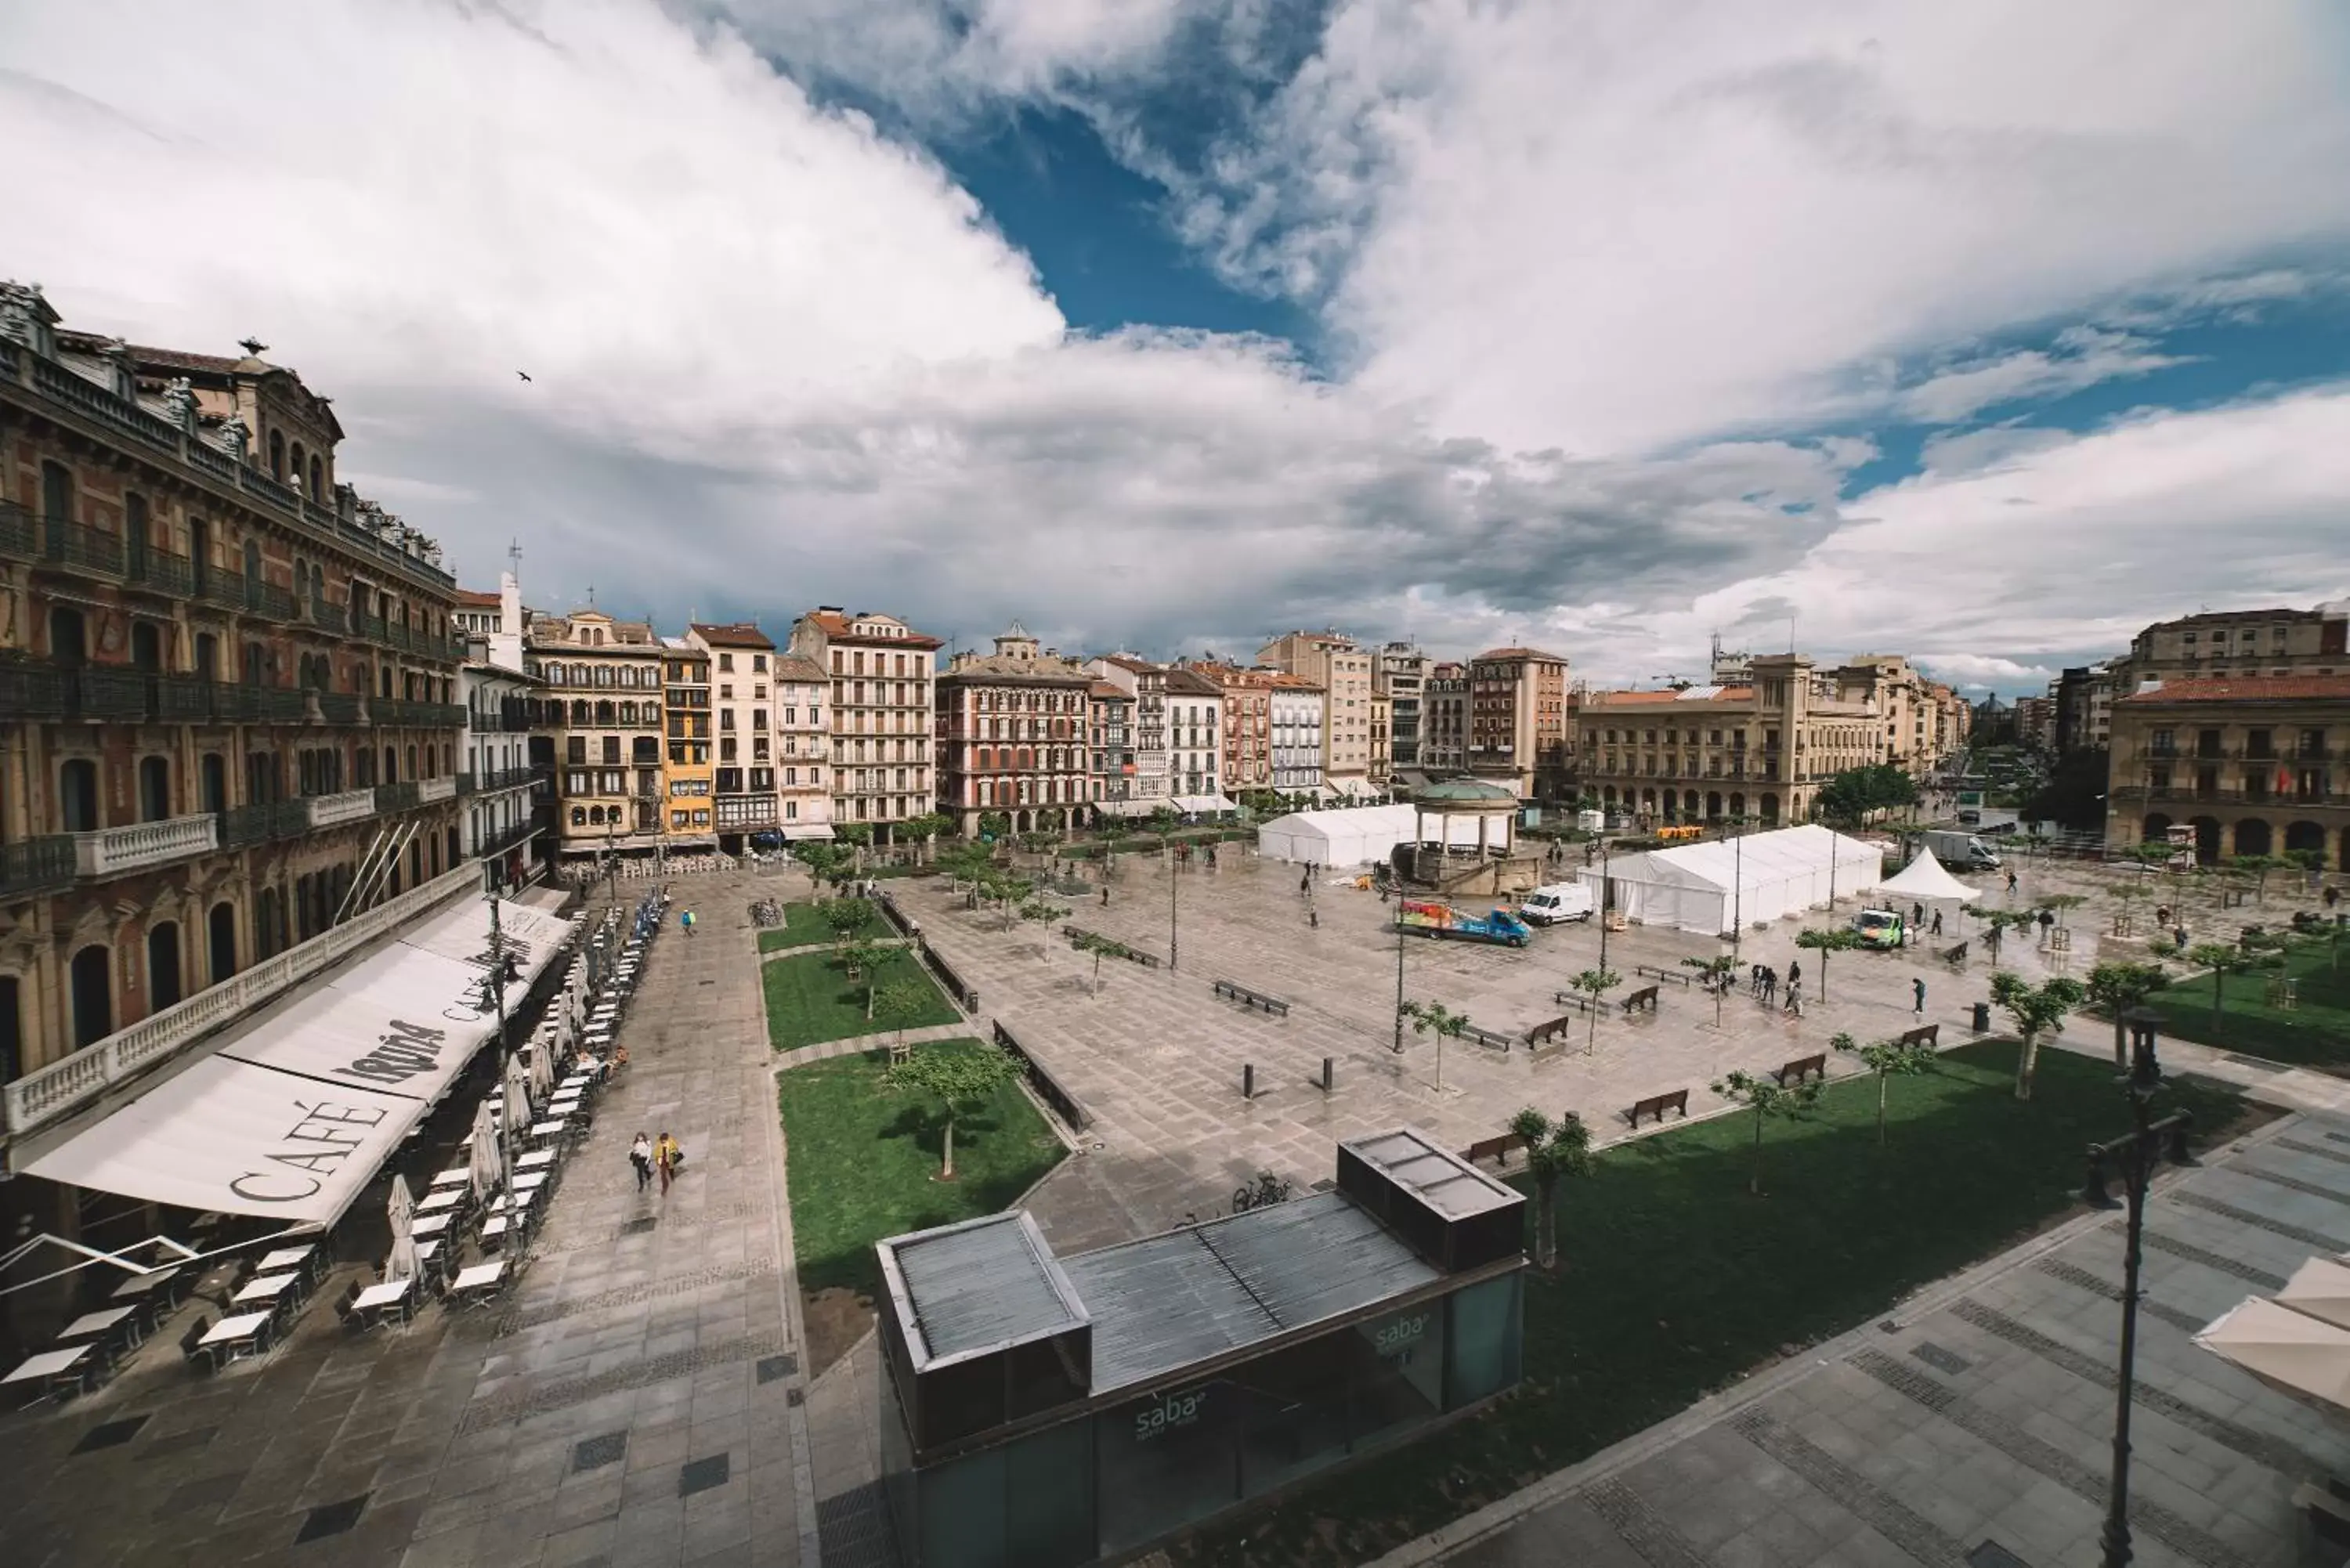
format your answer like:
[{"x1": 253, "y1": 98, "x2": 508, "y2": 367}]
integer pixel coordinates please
[
  {"x1": 487, "y1": 1187, "x2": 540, "y2": 1216},
  {"x1": 526, "y1": 1120, "x2": 569, "y2": 1144},
  {"x1": 231, "y1": 1272, "x2": 299, "y2": 1309},
  {"x1": 111, "y1": 1266, "x2": 186, "y2": 1305},
  {"x1": 448, "y1": 1262, "x2": 504, "y2": 1308},
  {"x1": 516, "y1": 1150, "x2": 556, "y2": 1171},
  {"x1": 410, "y1": 1212, "x2": 454, "y2": 1239},
  {"x1": 4, "y1": 1345, "x2": 98, "y2": 1400},
  {"x1": 547, "y1": 1099, "x2": 582, "y2": 1120},
  {"x1": 198, "y1": 1311, "x2": 274, "y2": 1364},
  {"x1": 513, "y1": 1172, "x2": 548, "y2": 1194},
  {"x1": 416, "y1": 1188, "x2": 463, "y2": 1216},
  {"x1": 414, "y1": 1238, "x2": 443, "y2": 1274},
  {"x1": 428, "y1": 1168, "x2": 472, "y2": 1190},
  {"x1": 258, "y1": 1245, "x2": 317, "y2": 1280},
  {"x1": 480, "y1": 1214, "x2": 514, "y2": 1248},
  {"x1": 56, "y1": 1305, "x2": 143, "y2": 1350},
  {"x1": 352, "y1": 1281, "x2": 413, "y2": 1328}
]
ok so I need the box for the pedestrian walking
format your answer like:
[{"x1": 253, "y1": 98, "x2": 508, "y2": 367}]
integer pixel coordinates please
[
  {"x1": 1911, "y1": 902, "x2": 1924, "y2": 928},
  {"x1": 2005, "y1": 869, "x2": 2019, "y2": 896},
  {"x1": 629, "y1": 1132, "x2": 653, "y2": 1192},
  {"x1": 1783, "y1": 988, "x2": 1804, "y2": 1018},
  {"x1": 1786, "y1": 959, "x2": 1802, "y2": 996},
  {"x1": 1930, "y1": 909, "x2": 1943, "y2": 936},
  {"x1": 1309, "y1": 908, "x2": 1319, "y2": 929},
  {"x1": 682, "y1": 909, "x2": 696, "y2": 938},
  {"x1": 2326, "y1": 885, "x2": 2341, "y2": 910},
  {"x1": 654, "y1": 1131, "x2": 681, "y2": 1195},
  {"x1": 1913, "y1": 977, "x2": 1926, "y2": 1016},
  {"x1": 1299, "y1": 868, "x2": 1311, "y2": 898},
  {"x1": 1101, "y1": 886, "x2": 1111, "y2": 908}
]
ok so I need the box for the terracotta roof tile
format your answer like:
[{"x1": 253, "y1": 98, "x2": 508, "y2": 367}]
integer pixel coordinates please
[
  {"x1": 454, "y1": 588, "x2": 501, "y2": 607},
  {"x1": 689, "y1": 621, "x2": 776, "y2": 650},
  {"x1": 2117, "y1": 675, "x2": 2350, "y2": 703}
]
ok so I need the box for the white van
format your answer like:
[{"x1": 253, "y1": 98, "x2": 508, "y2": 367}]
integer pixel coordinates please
[{"x1": 1519, "y1": 883, "x2": 1595, "y2": 925}]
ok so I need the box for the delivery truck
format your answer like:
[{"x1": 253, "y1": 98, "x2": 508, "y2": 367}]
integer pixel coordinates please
[
  {"x1": 1397, "y1": 900, "x2": 1533, "y2": 946},
  {"x1": 1920, "y1": 829, "x2": 2002, "y2": 871},
  {"x1": 1519, "y1": 883, "x2": 1596, "y2": 925}
]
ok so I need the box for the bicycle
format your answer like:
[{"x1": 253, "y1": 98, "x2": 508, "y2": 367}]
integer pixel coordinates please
[{"x1": 1231, "y1": 1172, "x2": 1293, "y2": 1214}]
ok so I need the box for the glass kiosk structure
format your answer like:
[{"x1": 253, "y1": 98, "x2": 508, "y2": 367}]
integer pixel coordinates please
[{"x1": 875, "y1": 1128, "x2": 1527, "y2": 1566}]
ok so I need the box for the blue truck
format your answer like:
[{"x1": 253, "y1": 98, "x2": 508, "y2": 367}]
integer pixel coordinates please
[{"x1": 1397, "y1": 900, "x2": 1533, "y2": 947}]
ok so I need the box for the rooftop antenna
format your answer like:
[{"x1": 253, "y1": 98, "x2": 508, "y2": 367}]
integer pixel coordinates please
[{"x1": 1788, "y1": 612, "x2": 1797, "y2": 655}]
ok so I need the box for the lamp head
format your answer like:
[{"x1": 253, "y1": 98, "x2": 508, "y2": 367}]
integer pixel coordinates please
[{"x1": 2123, "y1": 1006, "x2": 2162, "y2": 1093}]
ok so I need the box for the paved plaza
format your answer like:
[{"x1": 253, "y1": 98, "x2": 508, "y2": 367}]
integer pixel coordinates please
[{"x1": 3, "y1": 848, "x2": 2344, "y2": 1568}]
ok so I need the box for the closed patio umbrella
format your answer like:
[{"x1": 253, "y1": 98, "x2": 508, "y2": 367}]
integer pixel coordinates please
[
  {"x1": 386, "y1": 1175, "x2": 419, "y2": 1283},
  {"x1": 468, "y1": 1100, "x2": 500, "y2": 1201}
]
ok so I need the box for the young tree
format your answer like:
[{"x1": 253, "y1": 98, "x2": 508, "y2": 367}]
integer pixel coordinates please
[
  {"x1": 1507, "y1": 1107, "x2": 1592, "y2": 1270},
  {"x1": 2229, "y1": 853, "x2": 2289, "y2": 904},
  {"x1": 839, "y1": 934, "x2": 892, "y2": 1018},
  {"x1": 1398, "y1": 999, "x2": 1473, "y2": 1094},
  {"x1": 873, "y1": 978, "x2": 931, "y2": 1064},
  {"x1": 834, "y1": 821, "x2": 873, "y2": 872},
  {"x1": 1794, "y1": 925, "x2": 1863, "y2": 1002},
  {"x1": 1018, "y1": 897, "x2": 1070, "y2": 952},
  {"x1": 1567, "y1": 966, "x2": 1622, "y2": 1053},
  {"x1": 976, "y1": 810, "x2": 1012, "y2": 844},
  {"x1": 1068, "y1": 930, "x2": 1133, "y2": 995},
  {"x1": 822, "y1": 896, "x2": 876, "y2": 950},
  {"x1": 1988, "y1": 971, "x2": 2088, "y2": 1100},
  {"x1": 1962, "y1": 904, "x2": 2036, "y2": 963},
  {"x1": 2084, "y1": 961, "x2": 2172, "y2": 1066},
  {"x1": 1831, "y1": 1030, "x2": 1938, "y2": 1146},
  {"x1": 2185, "y1": 942, "x2": 2259, "y2": 1038},
  {"x1": 2107, "y1": 878, "x2": 2150, "y2": 936},
  {"x1": 1709, "y1": 1069, "x2": 1823, "y2": 1195},
  {"x1": 901, "y1": 812, "x2": 953, "y2": 867},
  {"x1": 886, "y1": 1042, "x2": 1023, "y2": 1180},
  {"x1": 797, "y1": 843, "x2": 849, "y2": 901},
  {"x1": 2037, "y1": 893, "x2": 2089, "y2": 930},
  {"x1": 1682, "y1": 953, "x2": 1740, "y2": 1028}
]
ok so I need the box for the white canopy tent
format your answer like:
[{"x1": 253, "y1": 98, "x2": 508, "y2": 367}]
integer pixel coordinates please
[
  {"x1": 24, "y1": 895, "x2": 573, "y2": 1228},
  {"x1": 1574, "y1": 825, "x2": 1882, "y2": 937},
  {"x1": 1171, "y1": 793, "x2": 1238, "y2": 815},
  {"x1": 1867, "y1": 846, "x2": 1981, "y2": 912},
  {"x1": 1256, "y1": 804, "x2": 1495, "y2": 868}
]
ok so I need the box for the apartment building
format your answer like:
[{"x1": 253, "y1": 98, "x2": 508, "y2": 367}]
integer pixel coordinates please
[
  {"x1": 1421, "y1": 663, "x2": 1466, "y2": 774},
  {"x1": 1378, "y1": 641, "x2": 1429, "y2": 775},
  {"x1": 1163, "y1": 667, "x2": 1227, "y2": 807},
  {"x1": 1088, "y1": 681, "x2": 1137, "y2": 814},
  {"x1": 457, "y1": 653, "x2": 543, "y2": 889},
  {"x1": 1466, "y1": 646, "x2": 1572, "y2": 801},
  {"x1": 1268, "y1": 676, "x2": 1327, "y2": 797},
  {"x1": 1835, "y1": 655, "x2": 1971, "y2": 773},
  {"x1": 526, "y1": 609, "x2": 666, "y2": 858},
  {"x1": 2108, "y1": 603, "x2": 2350, "y2": 692},
  {"x1": 1, "y1": 282, "x2": 475, "y2": 1090},
  {"x1": 771, "y1": 652, "x2": 833, "y2": 840},
  {"x1": 656, "y1": 638, "x2": 715, "y2": 849},
  {"x1": 2106, "y1": 675, "x2": 2350, "y2": 868},
  {"x1": 935, "y1": 625, "x2": 1095, "y2": 836},
  {"x1": 1574, "y1": 655, "x2": 1877, "y2": 826},
  {"x1": 1180, "y1": 661, "x2": 1277, "y2": 797},
  {"x1": 1087, "y1": 655, "x2": 1169, "y2": 805},
  {"x1": 788, "y1": 607, "x2": 940, "y2": 843},
  {"x1": 689, "y1": 621, "x2": 792, "y2": 852},
  {"x1": 1257, "y1": 630, "x2": 1376, "y2": 796}
]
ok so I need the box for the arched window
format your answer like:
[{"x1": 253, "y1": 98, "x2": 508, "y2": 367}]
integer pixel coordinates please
[
  {"x1": 201, "y1": 753, "x2": 227, "y2": 814},
  {"x1": 571, "y1": 699, "x2": 591, "y2": 725},
  {"x1": 70, "y1": 945, "x2": 113, "y2": 1048},
  {"x1": 48, "y1": 605, "x2": 87, "y2": 666},
  {"x1": 147, "y1": 922, "x2": 183, "y2": 1013},
  {"x1": 308, "y1": 454, "x2": 324, "y2": 500},
  {"x1": 570, "y1": 806, "x2": 587, "y2": 826},
  {"x1": 383, "y1": 746, "x2": 397, "y2": 782},
  {"x1": 208, "y1": 901, "x2": 238, "y2": 984},
  {"x1": 268, "y1": 429, "x2": 286, "y2": 480},
  {"x1": 132, "y1": 621, "x2": 162, "y2": 673}
]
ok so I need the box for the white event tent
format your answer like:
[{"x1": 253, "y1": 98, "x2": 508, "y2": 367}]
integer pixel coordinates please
[
  {"x1": 1867, "y1": 847, "x2": 1981, "y2": 916},
  {"x1": 1574, "y1": 825, "x2": 1882, "y2": 936},
  {"x1": 25, "y1": 894, "x2": 573, "y2": 1229},
  {"x1": 1256, "y1": 804, "x2": 1494, "y2": 868}
]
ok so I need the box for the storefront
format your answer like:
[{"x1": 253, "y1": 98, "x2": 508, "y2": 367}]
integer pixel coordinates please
[{"x1": 875, "y1": 1129, "x2": 1527, "y2": 1567}]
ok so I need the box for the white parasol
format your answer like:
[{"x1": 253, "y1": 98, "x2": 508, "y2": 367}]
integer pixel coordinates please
[
  {"x1": 2193, "y1": 1295, "x2": 2350, "y2": 1414},
  {"x1": 386, "y1": 1173, "x2": 419, "y2": 1282},
  {"x1": 2277, "y1": 1256, "x2": 2350, "y2": 1333},
  {"x1": 503, "y1": 1050, "x2": 533, "y2": 1129},
  {"x1": 529, "y1": 1032, "x2": 554, "y2": 1102},
  {"x1": 468, "y1": 1099, "x2": 500, "y2": 1201}
]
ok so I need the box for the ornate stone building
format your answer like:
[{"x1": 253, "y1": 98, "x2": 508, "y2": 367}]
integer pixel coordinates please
[
  {"x1": 935, "y1": 625, "x2": 1094, "y2": 836},
  {"x1": 2106, "y1": 674, "x2": 2350, "y2": 869},
  {"x1": 523, "y1": 608, "x2": 667, "y2": 860},
  {"x1": 1257, "y1": 630, "x2": 1375, "y2": 795},
  {"x1": 787, "y1": 607, "x2": 939, "y2": 843},
  {"x1": 1466, "y1": 646, "x2": 1572, "y2": 801},
  {"x1": 0, "y1": 280, "x2": 468, "y2": 1160}
]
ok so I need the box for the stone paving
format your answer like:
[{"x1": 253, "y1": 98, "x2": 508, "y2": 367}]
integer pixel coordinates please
[
  {"x1": 909, "y1": 847, "x2": 2054, "y2": 1254},
  {"x1": 1388, "y1": 1109, "x2": 2350, "y2": 1568},
  {"x1": 0, "y1": 872, "x2": 817, "y2": 1568}
]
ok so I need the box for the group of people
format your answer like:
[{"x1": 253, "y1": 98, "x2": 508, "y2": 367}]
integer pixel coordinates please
[
  {"x1": 628, "y1": 1130, "x2": 685, "y2": 1194},
  {"x1": 1748, "y1": 960, "x2": 1803, "y2": 1014}
]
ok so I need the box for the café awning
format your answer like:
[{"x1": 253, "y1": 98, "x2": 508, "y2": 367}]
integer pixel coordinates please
[{"x1": 23, "y1": 894, "x2": 573, "y2": 1228}]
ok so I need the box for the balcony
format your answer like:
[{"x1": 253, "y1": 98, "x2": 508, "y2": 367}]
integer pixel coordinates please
[
  {"x1": 150, "y1": 674, "x2": 215, "y2": 723},
  {"x1": 218, "y1": 800, "x2": 310, "y2": 847},
  {"x1": 303, "y1": 597, "x2": 348, "y2": 634},
  {"x1": 0, "y1": 660, "x2": 72, "y2": 720},
  {"x1": 316, "y1": 692, "x2": 362, "y2": 723},
  {"x1": 306, "y1": 787, "x2": 378, "y2": 829},
  {"x1": 256, "y1": 686, "x2": 311, "y2": 724},
  {"x1": 418, "y1": 775, "x2": 457, "y2": 804},
  {"x1": 192, "y1": 573, "x2": 246, "y2": 613},
  {"x1": 1, "y1": 835, "x2": 78, "y2": 899},
  {"x1": 375, "y1": 780, "x2": 422, "y2": 813},
  {"x1": 476, "y1": 816, "x2": 540, "y2": 858},
  {"x1": 459, "y1": 764, "x2": 540, "y2": 794},
  {"x1": 71, "y1": 667, "x2": 150, "y2": 720},
  {"x1": 125, "y1": 547, "x2": 194, "y2": 597},
  {"x1": 73, "y1": 813, "x2": 219, "y2": 877},
  {"x1": 24, "y1": 510, "x2": 128, "y2": 578}
]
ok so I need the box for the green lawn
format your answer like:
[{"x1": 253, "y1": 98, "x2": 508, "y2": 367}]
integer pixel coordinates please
[
  {"x1": 1173, "y1": 1042, "x2": 2250, "y2": 1568},
  {"x1": 754, "y1": 903, "x2": 840, "y2": 951},
  {"x1": 2142, "y1": 938, "x2": 2350, "y2": 1071},
  {"x1": 776, "y1": 1039, "x2": 1065, "y2": 1306},
  {"x1": 760, "y1": 948, "x2": 960, "y2": 1051}
]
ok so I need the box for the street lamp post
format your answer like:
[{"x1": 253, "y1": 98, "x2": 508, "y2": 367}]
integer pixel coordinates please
[
  {"x1": 1394, "y1": 887, "x2": 1408, "y2": 1053},
  {"x1": 2084, "y1": 1007, "x2": 2196, "y2": 1568},
  {"x1": 1166, "y1": 834, "x2": 1179, "y2": 973}
]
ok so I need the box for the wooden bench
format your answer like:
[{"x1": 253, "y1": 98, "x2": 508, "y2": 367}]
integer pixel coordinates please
[
  {"x1": 1061, "y1": 926, "x2": 1162, "y2": 968},
  {"x1": 1897, "y1": 1024, "x2": 1940, "y2": 1050},
  {"x1": 1626, "y1": 1089, "x2": 1689, "y2": 1128},
  {"x1": 1621, "y1": 985, "x2": 1661, "y2": 1016},
  {"x1": 1525, "y1": 1014, "x2": 1578, "y2": 1047},
  {"x1": 1551, "y1": 990, "x2": 1600, "y2": 1014},
  {"x1": 1462, "y1": 1133, "x2": 1528, "y2": 1169},
  {"x1": 1461, "y1": 1024, "x2": 1514, "y2": 1053},
  {"x1": 1773, "y1": 1053, "x2": 1827, "y2": 1087},
  {"x1": 1635, "y1": 964, "x2": 1694, "y2": 987},
  {"x1": 1213, "y1": 979, "x2": 1291, "y2": 1018}
]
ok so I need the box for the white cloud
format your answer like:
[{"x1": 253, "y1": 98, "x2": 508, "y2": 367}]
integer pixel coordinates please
[
  {"x1": 1894, "y1": 327, "x2": 2186, "y2": 425},
  {"x1": 1161, "y1": 0, "x2": 2350, "y2": 453}
]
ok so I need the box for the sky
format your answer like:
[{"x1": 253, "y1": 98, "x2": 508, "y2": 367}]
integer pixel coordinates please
[{"x1": 4, "y1": 1, "x2": 2348, "y2": 695}]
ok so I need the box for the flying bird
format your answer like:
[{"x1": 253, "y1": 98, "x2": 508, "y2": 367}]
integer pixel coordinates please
[{"x1": 516, "y1": 370, "x2": 532, "y2": 382}]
